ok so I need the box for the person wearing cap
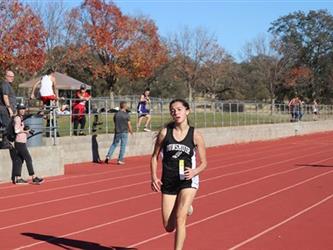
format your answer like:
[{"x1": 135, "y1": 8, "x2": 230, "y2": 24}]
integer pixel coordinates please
[
  {"x1": 0, "y1": 70, "x2": 17, "y2": 149},
  {"x1": 12, "y1": 103, "x2": 44, "y2": 184},
  {"x1": 72, "y1": 84, "x2": 91, "y2": 135}
]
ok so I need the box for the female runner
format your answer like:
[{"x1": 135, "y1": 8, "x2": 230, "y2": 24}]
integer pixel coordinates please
[{"x1": 150, "y1": 99, "x2": 207, "y2": 250}]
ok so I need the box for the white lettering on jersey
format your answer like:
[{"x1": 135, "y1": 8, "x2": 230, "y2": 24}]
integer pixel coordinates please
[{"x1": 166, "y1": 144, "x2": 190, "y2": 155}]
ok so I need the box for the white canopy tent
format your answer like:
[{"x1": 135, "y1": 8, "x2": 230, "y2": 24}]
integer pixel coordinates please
[{"x1": 19, "y1": 72, "x2": 91, "y2": 90}]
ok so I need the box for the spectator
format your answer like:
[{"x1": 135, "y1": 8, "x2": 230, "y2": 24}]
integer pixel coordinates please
[
  {"x1": 288, "y1": 96, "x2": 301, "y2": 122},
  {"x1": 137, "y1": 88, "x2": 152, "y2": 132},
  {"x1": 12, "y1": 103, "x2": 44, "y2": 185},
  {"x1": 72, "y1": 84, "x2": 91, "y2": 136},
  {"x1": 312, "y1": 99, "x2": 319, "y2": 121},
  {"x1": 56, "y1": 104, "x2": 70, "y2": 116},
  {"x1": 30, "y1": 68, "x2": 58, "y2": 136},
  {"x1": 30, "y1": 68, "x2": 58, "y2": 107},
  {"x1": 0, "y1": 70, "x2": 16, "y2": 149},
  {"x1": 105, "y1": 101, "x2": 133, "y2": 165},
  {"x1": 299, "y1": 98, "x2": 305, "y2": 121}
]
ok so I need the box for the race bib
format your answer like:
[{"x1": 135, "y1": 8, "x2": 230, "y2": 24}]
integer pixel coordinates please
[{"x1": 179, "y1": 159, "x2": 185, "y2": 180}]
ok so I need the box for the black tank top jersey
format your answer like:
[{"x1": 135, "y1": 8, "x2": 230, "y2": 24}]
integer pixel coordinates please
[{"x1": 162, "y1": 126, "x2": 196, "y2": 173}]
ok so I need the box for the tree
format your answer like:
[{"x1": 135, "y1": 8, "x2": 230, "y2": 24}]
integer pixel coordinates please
[
  {"x1": 150, "y1": 57, "x2": 189, "y2": 99},
  {"x1": 30, "y1": 0, "x2": 67, "y2": 52},
  {"x1": 269, "y1": 9, "x2": 333, "y2": 102},
  {"x1": 242, "y1": 34, "x2": 293, "y2": 107},
  {"x1": 30, "y1": 0, "x2": 72, "y2": 72},
  {"x1": 0, "y1": 0, "x2": 46, "y2": 74},
  {"x1": 167, "y1": 27, "x2": 226, "y2": 101},
  {"x1": 65, "y1": 0, "x2": 167, "y2": 97},
  {"x1": 198, "y1": 52, "x2": 237, "y2": 100},
  {"x1": 236, "y1": 62, "x2": 269, "y2": 101}
]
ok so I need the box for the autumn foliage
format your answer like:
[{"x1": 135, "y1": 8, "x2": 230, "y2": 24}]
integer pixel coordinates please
[
  {"x1": 285, "y1": 66, "x2": 312, "y2": 86},
  {"x1": 1, "y1": 1, "x2": 332, "y2": 102},
  {"x1": 65, "y1": 0, "x2": 167, "y2": 93},
  {"x1": 0, "y1": 0, "x2": 46, "y2": 74}
]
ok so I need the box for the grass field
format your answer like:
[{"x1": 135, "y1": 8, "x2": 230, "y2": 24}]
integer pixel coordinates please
[
  {"x1": 52, "y1": 110, "x2": 319, "y2": 137},
  {"x1": 26, "y1": 99, "x2": 333, "y2": 137}
]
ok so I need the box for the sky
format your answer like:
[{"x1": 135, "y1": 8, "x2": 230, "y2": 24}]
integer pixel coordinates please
[{"x1": 24, "y1": 0, "x2": 333, "y2": 60}]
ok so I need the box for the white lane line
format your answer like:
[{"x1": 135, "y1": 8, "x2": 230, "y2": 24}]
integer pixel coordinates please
[
  {"x1": 13, "y1": 208, "x2": 161, "y2": 250},
  {"x1": 12, "y1": 168, "x2": 333, "y2": 249},
  {"x1": 0, "y1": 139, "x2": 299, "y2": 192},
  {"x1": 229, "y1": 193, "x2": 333, "y2": 250},
  {"x1": 0, "y1": 192, "x2": 156, "y2": 231},
  {"x1": 128, "y1": 170, "x2": 333, "y2": 248},
  {"x1": 0, "y1": 133, "x2": 326, "y2": 190},
  {"x1": 2, "y1": 150, "x2": 332, "y2": 213},
  {"x1": 0, "y1": 141, "x2": 326, "y2": 200}
]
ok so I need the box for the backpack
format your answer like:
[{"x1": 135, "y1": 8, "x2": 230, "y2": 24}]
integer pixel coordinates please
[{"x1": 6, "y1": 116, "x2": 17, "y2": 142}]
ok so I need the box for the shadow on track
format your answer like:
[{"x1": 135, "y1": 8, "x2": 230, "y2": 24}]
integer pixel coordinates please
[
  {"x1": 22, "y1": 232, "x2": 137, "y2": 250},
  {"x1": 296, "y1": 164, "x2": 333, "y2": 168}
]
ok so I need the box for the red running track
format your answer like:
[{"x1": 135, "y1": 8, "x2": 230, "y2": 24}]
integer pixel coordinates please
[{"x1": 0, "y1": 132, "x2": 333, "y2": 250}]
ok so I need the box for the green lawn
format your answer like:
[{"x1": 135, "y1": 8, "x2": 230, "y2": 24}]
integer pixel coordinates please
[{"x1": 53, "y1": 110, "x2": 318, "y2": 137}]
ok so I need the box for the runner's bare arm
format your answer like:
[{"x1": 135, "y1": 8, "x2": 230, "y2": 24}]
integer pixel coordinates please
[
  {"x1": 150, "y1": 128, "x2": 167, "y2": 192},
  {"x1": 52, "y1": 78, "x2": 58, "y2": 99},
  {"x1": 30, "y1": 79, "x2": 41, "y2": 99},
  {"x1": 185, "y1": 130, "x2": 207, "y2": 179}
]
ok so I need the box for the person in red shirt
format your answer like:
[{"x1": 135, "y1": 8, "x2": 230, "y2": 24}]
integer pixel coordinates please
[{"x1": 72, "y1": 84, "x2": 91, "y2": 135}]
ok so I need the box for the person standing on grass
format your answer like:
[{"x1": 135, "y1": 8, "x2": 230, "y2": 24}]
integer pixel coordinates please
[
  {"x1": 137, "y1": 87, "x2": 152, "y2": 132},
  {"x1": 12, "y1": 103, "x2": 44, "y2": 185},
  {"x1": 105, "y1": 101, "x2": 133, "y2": 165},
  {"x1": 312, "y1": 99, "x2": 319, "y2": 121},
  {"x1": 72, "y1": 84, "x2": 91, "y2": 136},
  {"x1": 150, "y1": 99, "x2": 207, "y2": 250},
  {"x1": 288, "y1": 96, "x2": 301, "y2": 122}
]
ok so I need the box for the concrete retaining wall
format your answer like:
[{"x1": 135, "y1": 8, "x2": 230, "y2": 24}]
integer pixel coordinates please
[
  {"x1": 0, "y1": 146, "x2": 64, "y2": 182},
  {"x1": 1, "y1": 120, "x2": 333, "y2": 182},
  {"x1": 202, "y1": 120, "x2": 333, "y2": 147}
]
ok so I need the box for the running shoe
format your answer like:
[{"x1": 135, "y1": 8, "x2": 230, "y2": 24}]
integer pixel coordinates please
[
  {"x1": 117, "y1": 160, "x2": 125, "y2": 165},
  {"x1": 15, "y1": 178, "x2": 28, "y2": 185},
  {"x1": 143, "y1": 128, "x2": 151, "y2": 132},
  {"x1": 104, "y1": 158, "x2": 109, "y2": 164},
  {"x1": 32, "y1": 177, "x2": 44, "y2": 185}
]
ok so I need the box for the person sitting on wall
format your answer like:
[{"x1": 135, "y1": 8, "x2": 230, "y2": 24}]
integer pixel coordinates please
[
  {"x1": 31, "y1": 68, "x2": 58, "y2": 108},
  {"x1": 30, "y1": 68, "x2": 58, "y2": 136}
]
